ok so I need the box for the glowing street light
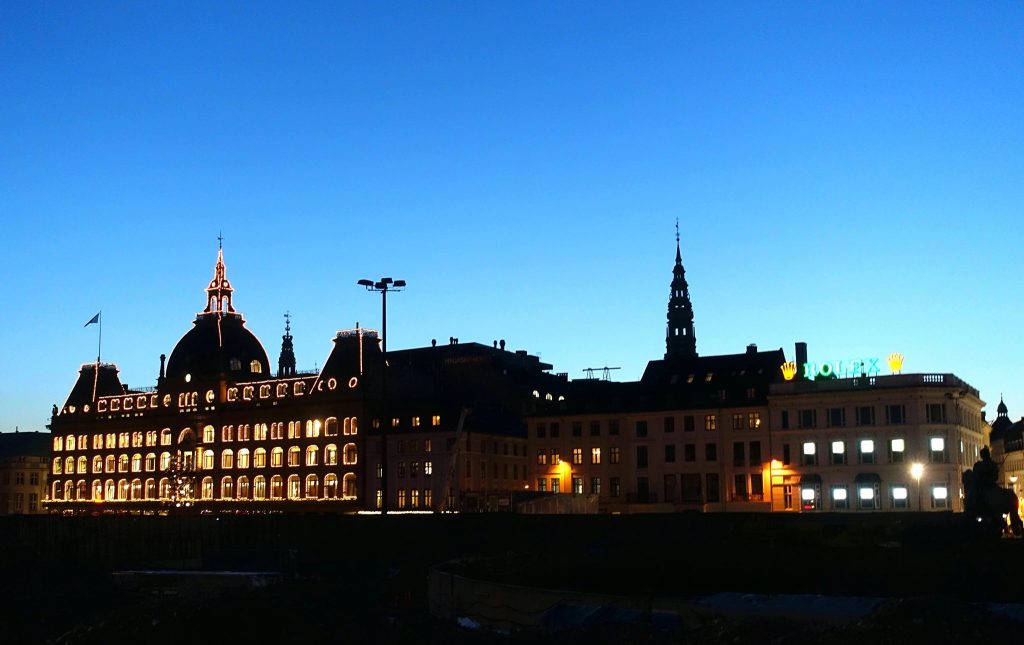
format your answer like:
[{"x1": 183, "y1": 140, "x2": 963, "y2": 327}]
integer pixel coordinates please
[
  {"x1": 358, "y1": 277, "x2": 406, "y2": 515},
  {"x1": 911, "y1": 462, "x2": 924, "y2": 511}
]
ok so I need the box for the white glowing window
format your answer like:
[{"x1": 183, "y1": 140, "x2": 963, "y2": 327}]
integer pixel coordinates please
[
  {"x1": 930, "y1": 437, "x2": 945, "y2": 451},
  {"x1": 891, "y1": 438, "x2": 904, "y2": 452},
  {"x1": 860, "y1": 439, "x2": 874, "y2": 453},
  {"x1": 832, "y1": 488, "x2": 847, "y2": 500},
  {"x1": 933, "y1": 486, "x2": 948, "y2": 500},
  {"x1": 892, "y1": 486, "x2": 908, "y2": 500},
  {"x1": 185, "y1": 373, "x2": 191, "y2": 383},
  {"x1": 859, "y1": 487, "x2": 875, "y2": 500},
  {"x1": 802, "y1": 442, "x2": 816, "y2": 455},
  {"x1": 831, "y1": 441, "x2": 845, "y2": 454},
  {"x1": 801, "y1": 488, "x2": 816, "y2": 501}
]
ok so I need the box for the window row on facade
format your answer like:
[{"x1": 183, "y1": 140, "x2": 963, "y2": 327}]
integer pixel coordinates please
[
  {"x1": 788, "y1": 435, "x2": 955, "y2": 466},
  {"x1": 793, "y1": 482, "x2": 953, "y2": 511},
  {"x1": 780, "y1": 402, "x2": 980, "y2": 430},
  {"x1": 535, "y1": 412, "x2": 764, "y2": 439},
  {"x1": 52, "y1": 443, "x2": 358, "y2": 475},
  {"x1": 50, "y1": 473, "x2": 358, "y2": 502}
]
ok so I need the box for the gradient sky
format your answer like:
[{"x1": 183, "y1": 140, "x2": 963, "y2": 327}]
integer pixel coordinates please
[{"x1": 1, "y1": 2, "x2": 1021, "y2": 433}]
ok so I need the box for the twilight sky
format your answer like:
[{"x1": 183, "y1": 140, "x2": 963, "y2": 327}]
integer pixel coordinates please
[{"x1": 1, "y1": 2, "x2": 1021, "y2": 432}]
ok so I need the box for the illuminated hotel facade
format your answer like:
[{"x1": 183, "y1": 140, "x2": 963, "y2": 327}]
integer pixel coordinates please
[{"x1": 47, "y1": 248, "x2": 559, "y2": 514}]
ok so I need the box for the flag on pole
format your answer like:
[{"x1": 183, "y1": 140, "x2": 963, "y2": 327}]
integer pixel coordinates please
[{"x1": 84, "y1": 312, "x2": 100, "y2": 327}]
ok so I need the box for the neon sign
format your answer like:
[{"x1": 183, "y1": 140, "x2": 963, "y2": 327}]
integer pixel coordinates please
[{"x1": 781, "y1": 353, "x2": 905, "y2": 381}]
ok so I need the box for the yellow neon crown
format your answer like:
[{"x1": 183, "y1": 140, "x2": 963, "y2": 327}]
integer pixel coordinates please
[
  {"x1": 887, "y1": 352, "x2": 905, "y2": 374},
  {"x1": 781, "y1": 361, "x2": 798, "y2": 381}
]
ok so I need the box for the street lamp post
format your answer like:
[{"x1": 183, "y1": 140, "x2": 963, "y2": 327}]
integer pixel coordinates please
[
  {"x1": 358, "y1": 277, "x2": 406, "y2": 515},
  {"x1": 911, "y1": 462, "x2": 924, "y2": 511}
]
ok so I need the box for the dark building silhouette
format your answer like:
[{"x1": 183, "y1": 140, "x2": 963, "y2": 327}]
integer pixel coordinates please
[{"x1": 665, "y1": 224, "x2": 697, "y2": 360}]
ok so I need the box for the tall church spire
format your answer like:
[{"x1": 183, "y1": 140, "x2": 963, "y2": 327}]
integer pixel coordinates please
[
  {"x1": 278, "y1": 311, "x2": 296, "y2": 377},
  {"x1": 665, "y1": 220, "x2": 697, "y2": 359}
]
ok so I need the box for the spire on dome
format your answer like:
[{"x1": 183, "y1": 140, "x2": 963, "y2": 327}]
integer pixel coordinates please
[
  {"x1": 997, "y1": 395, "x2": 1008, "y2": 417},
  {"x1": 665, "y1": 221, "x2": 697, "y2": 360},
  {"x1": 202, "y1": 242, "x2": 236, "y2": 316},
  {"x1": 278, "y1": 311, "x2": 296, "y2": 377}
]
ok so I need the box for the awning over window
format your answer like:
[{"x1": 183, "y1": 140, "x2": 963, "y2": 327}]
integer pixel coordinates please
[
  {"x1": 800, "y1": 474, "x2": 822, "y2": 485},
  {"x1": 855, "y1": 473, "x2": 882, "y2": 484}
]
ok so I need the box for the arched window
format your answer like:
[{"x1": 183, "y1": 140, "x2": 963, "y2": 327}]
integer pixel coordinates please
[
  {"x1": 91, "y1": 479, "x2": 102, "y2": 500},
  {"x1": 343, "y1": 443, "x2": 358, "y2": 465},
  {"x1": 203, "y1": 425, "x2": 215, "y2": 443},
  {"x1": 160, "y1": 452, "x2": 171, "y2": 471},
  {"x1": 277, "y1": 383, "x2": 288, "y2": 397},
  {"x1": 202, "y1": 449, "x2": 214, "y2": 470},
  {"x1": 181, "y1": 449, "x2": 194, "y2": 470},
  {"x1": 130, "y1": 479, "x2": 142, "y2": 500},
  {"x1": 105, "y1": 455, "x2": 116, "y2": 473},
  {"x1": 254, "y1": 447, "x2": 267, "y2": 468},
  {"x1": 220, "y1": 476, "x2": 234, "y2": 499},
  {"x1": 76, "y1": 480, "x2": 87, "y2": 500},
  {"x1": 64, "y1": 480, "x2": 74, "y2": 500},
  {"x1": 53, "y1": 436, "x2": 63, "y2": 451},
  {"x1": 271, "y1": 447, "x2": 283, "y2": 467},
  {"x1": 238, "y1": 424, "x2": 250, "y2": 441},
  {"x1": 118, "y1": 454, "x2": 129, "y2": 472},
  {"x1": 158, "y1": 478, "x2": 170, "y2": 498},
  {"x1": 221, "y1": 449, "x2": 234, "y2": 469},
  {"x1": 201, "y1": 477, "x2": 214, "y2": 500},
  {"x1": 53, "y1": 457, "x2": 62, "y2": 475},
  {"x1": 117, "y1": 479, "x2": 129, "y2": 500},
  {"x1": 270, "y1": 475, "x2": 283, "y2": 499},
  {"x1": 145, "y1": 453, "x2": 156, "y2": 471},
  {"x1": 305, "y1": 445, "x2": 318, "y2": 466},
  {"x1": 146, "y1": 430, "x2": 157, "y2": 446},
  {"x1": 237, "y1": 476, "x2": 250, "y2": 499},
  {"x1": 230, "y1": 357, "x2": 241, "y2": 371},
  {"x1": 222, "y1": 425, "x2": 233, "y2": 442},
  {"x1": 237, "y1": 448, "x2": 250, "y2": 469},
  {"x1": 305, "y1": 474, "x2": 319, "y2": 499},
  {"x1": 325, "y1": 444, "x2": 338, "y2": 466},
  {"x1": 250, "y1": 360, "x2": 262, "y2": 373},
  {"x1": 92, "y1": 455, "x2": 103, "y2": 473},
  {"x1": 131, "y1": 454, "x2": 142, "y2": 472},
  {"x1": 67, "y1": 435, "x2": 76, "y2": 451},
  {"x1": 145, "y1": 478, "x2": 156, "y2": 499},
  {"x1": 105, "y1": 479, "x2": 115, "y2": 501},
  {"x1": 306, "y1": 420, "x2": 321, "y2": 438},
  {"x1": 254, "y1": 475, "x2": 267, "y2": 500},
  {"x1": 343, "y1": 473, "x2": 357, "y2": 499},
  {"x1": 64, "y1": 456, "x2": 74, "y2": 474},
  {"x1": 160, "y1": 429, "x2": 172, "y2": 445},
  {"x1": 52, "y1": 480, "x2": 62, "y2": 500},
  {"x1": 324, "y1": 474, "x2": 339, "y2": 498},
  {"x1": 77, "y1": 456, "x2": 87, "y2": 474},
  {"x1": 325, "y1": 417, "x2": 338, "y2": 436},
  {"x1": 287, "y1": 475, "x2": 300, "y2": 499},
  {"x1": 288, "y1": 446, "x2": 301, "y2": 467}
]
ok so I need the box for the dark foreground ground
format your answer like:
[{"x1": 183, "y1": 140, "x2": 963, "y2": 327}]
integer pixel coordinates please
[{"x1": 2, "y1": 512, "x2": 1021, "y2": 643}]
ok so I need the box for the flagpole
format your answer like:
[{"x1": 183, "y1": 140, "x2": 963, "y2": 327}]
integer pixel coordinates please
[{"x1": 97, "y1": 311, "x2": 102, "y2": 364}]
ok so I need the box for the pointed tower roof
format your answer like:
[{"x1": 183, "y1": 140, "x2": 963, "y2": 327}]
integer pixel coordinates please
[{"x1": 665, "y1": 219, "x2": 697, "y2": 360}]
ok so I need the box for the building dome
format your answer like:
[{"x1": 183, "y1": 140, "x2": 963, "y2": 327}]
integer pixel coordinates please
[
  {"x1": 164, "y1": 247, "x2": 271, "y2": 384},
  {"x1": 997, "y1": 398, "x2": 1008, "y2": 415}
]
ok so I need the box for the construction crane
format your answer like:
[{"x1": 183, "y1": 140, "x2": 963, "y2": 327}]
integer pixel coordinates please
[
  {"x1": 582, "y1": 366, "x2": 621, "y2": 381},
  {"x1": 441, "y1": 407, "x2": 471, "y2": 513}
]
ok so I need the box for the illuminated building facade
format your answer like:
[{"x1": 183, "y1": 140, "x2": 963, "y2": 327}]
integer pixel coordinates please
[
  {"x1": 527, "y1": 234, "x2": 990, "y2": 514},
  {"x1": 0, "y1": 431, "x2": 50, "y2": 515},
  {"x1": 48, "y1": 249, "x2": 556, "y2": 514},
  {"x1": 990, "y1": 397, "x2": 1023, "y2": 501},
  {"x1": 767, "y1": 371, "x2": 986, "y2": 512}
]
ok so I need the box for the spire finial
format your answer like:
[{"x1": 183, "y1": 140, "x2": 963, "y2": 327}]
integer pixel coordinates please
[
  {"x1": 284, "y1": 310, "x2": 291, "y2": 335},
  {"x1": 218, "y1": 230, "x2": 223, "y2": 250},
  {"x1": 674, "y1": 218, "x2": 681, "y2": 263},
  {"x1": 675, "y1": 217, "x2": 679, "y2": 244}
]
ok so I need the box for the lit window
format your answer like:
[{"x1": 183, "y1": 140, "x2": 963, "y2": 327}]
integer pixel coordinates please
[
  {"x1": 832, "y1": 487, "x2": 847, "y2": 500},
  {"x1": 425, "y1": 461, "x2": 433, "y2": 476},
  {"x1": 930, "y1": 437, "x2": 945, "y2": 452},
  {"x1": 892, "y1": 486, "x2": 908, "y2": 500},
  {"x1": 325, "y1": 417, "x2": 338, "y2": 436},
  {"x1": 203, "y1": 425, "x2": 215, "y2": 443},
  {"x1": 160, "y1": 429, "x2": 172, "y2": 446},
  {"x1": 202, "y1": 450, "x2": 214, "y2": 470},
  {"x1": 221, "y1": 477, "x2": 234, "y2": 499},
  {"x1": 572, "y1": 448, "x2": 583, "y2": 464},
  {"x1": 288, "y1": 446, "x2": 301, "y2": 466},
  {"x1": 412, "y1": 417, "x2": 421, "y2": 427},
  {"x1": 270, "y1": 476, "x2": 284, "y2": 499},
  {"x1": 271, "y1": 447, "x2": 283, "y2": 467},
  {"x1": 237, "y1": 476, "x2": 250, "y2": 499},
  {"x1": 305, "y1": 475, "x2": 319, "y2": 499},
  {"x1": 306, "y1": 445, "x2": 318, "y2": 466},
  {"x1": 250, "y1": 360, "x2": 262, "y2": 373},
  {"x1": 254, "y1": 448, "x2": 267, "y2": 468},
  {"x1": 287, "y1": 475, "x2": 300, "y2": 499},
  {"x1": 591, "y1": 448, "x2": 601, "y2": 464},
  {"x1": 201, "y1": 477, "x2": 213, "y2": 500},
  {"x1": 221, "y1": 450, "x2": 234, "y2": 469},
  {"x1": 801, "y1": 488, "x2": 815, "y2": 501},
  {"x1": 859, "y1": 487, "x2": 875, "y2": 501},
  {"x1": 432, "y1": 415, "x2": 441, "y2": 426},
  {"x1": 392, "y1": 418, "x2": 400, "y2": 428},
  {"x1": 803, "y1": 442, "x2": 816, "y2": 455},
  {"x1": 933, "y1": 486, "x2": 948, "y2": 500},
  {"x1": 325, "y1": 444, "x2": 338, "y2": 466},
  {"x1": 831, "y1": 441, "x2": 844, "y2": 454},
  {"x1": 860, "y1": 439, "x2": 874, "y2": 453},
  {"x1": 343, "y1": 443, "x2": 358, "y2": 465},
  {"x1": 254, "y1": 475, "x2": 267, "y2": 500}
]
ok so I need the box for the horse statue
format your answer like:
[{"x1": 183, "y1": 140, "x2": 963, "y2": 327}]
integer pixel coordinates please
[{"x1": 962, "y1": 448, "x2": 1023, "y2": 538}]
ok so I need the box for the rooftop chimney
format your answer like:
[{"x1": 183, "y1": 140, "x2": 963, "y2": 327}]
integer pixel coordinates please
[{"x1": 746, "y1": 343, "x2": 757, "y2": 355}]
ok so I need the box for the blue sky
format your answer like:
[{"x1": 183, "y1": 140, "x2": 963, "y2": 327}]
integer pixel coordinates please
[{"x1": 1, "y1": 2, "x2": 1021, "y2": 432}]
